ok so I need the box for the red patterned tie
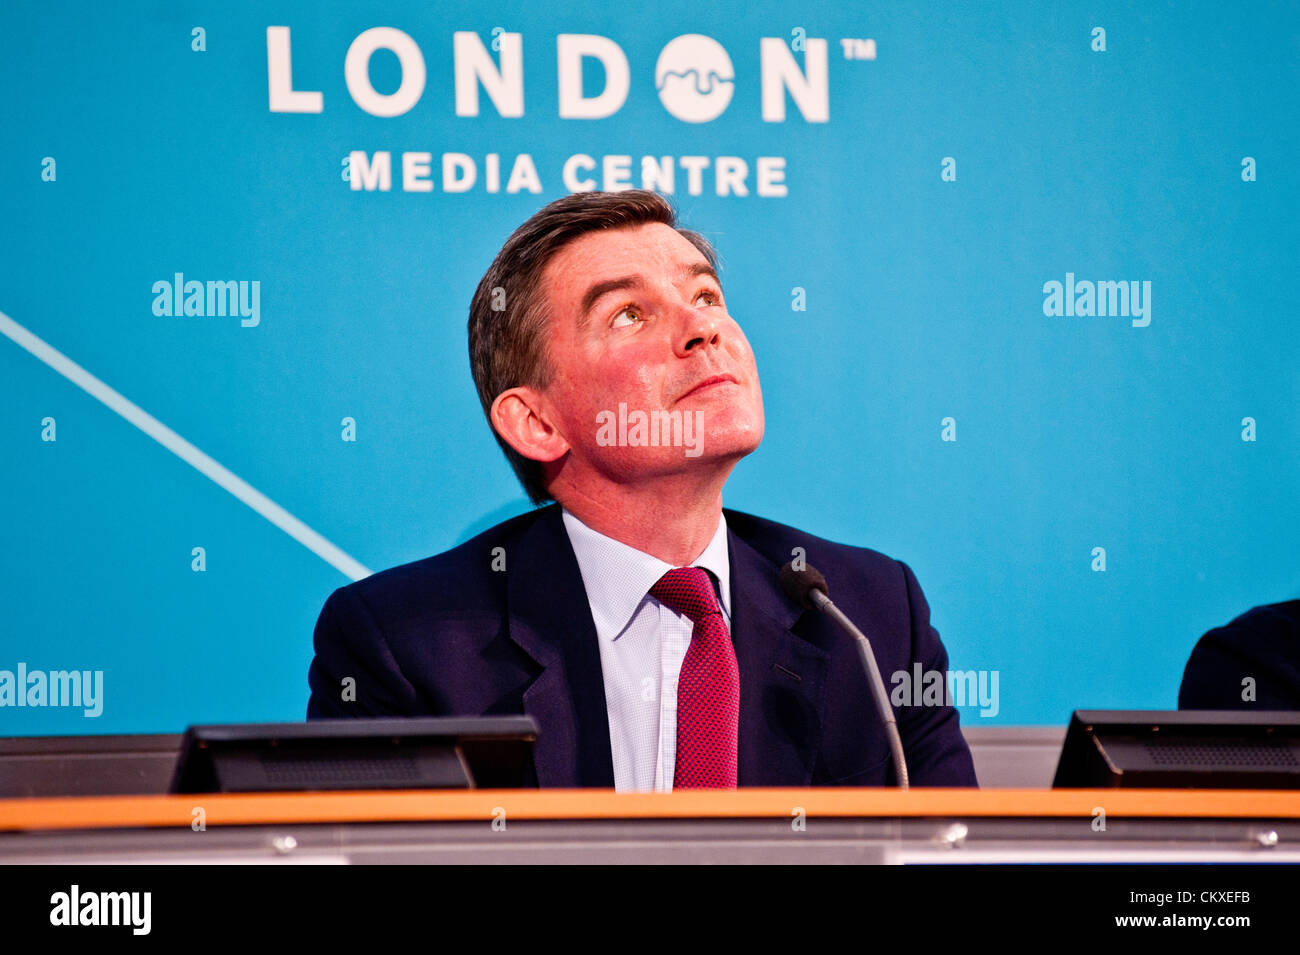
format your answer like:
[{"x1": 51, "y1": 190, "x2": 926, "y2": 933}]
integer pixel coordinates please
[{"x1": 650, "y1": 567, "x2": 739, "y2": 789}]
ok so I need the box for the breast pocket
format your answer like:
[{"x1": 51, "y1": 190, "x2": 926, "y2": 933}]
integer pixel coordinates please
[{"x1": 827, "y1": 751, "x2": 893, "y2": 786}]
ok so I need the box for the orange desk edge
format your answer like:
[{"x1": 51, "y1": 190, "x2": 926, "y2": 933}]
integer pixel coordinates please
[{"x1": 1, "y1": 788, "x2": 1299, "y2": 832}]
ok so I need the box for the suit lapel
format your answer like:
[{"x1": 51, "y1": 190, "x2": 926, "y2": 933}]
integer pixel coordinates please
[
  {"x1": 505, "y1": 505, "x2": 614, "y2": 788},
  {"x1": 726, "y1": 520, "x2": 831, "y2": 786},
  {"x1": 501, "y1": 505, "x2": 828, "y2": 788}
]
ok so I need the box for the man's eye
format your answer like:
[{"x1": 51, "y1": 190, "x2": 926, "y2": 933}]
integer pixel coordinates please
[
  {"x1": 697, "y1": 289, "x2": 722, "y2": 306},
  {"x1": 611, "y1": 306, "x2": 641, "y2": 328}
]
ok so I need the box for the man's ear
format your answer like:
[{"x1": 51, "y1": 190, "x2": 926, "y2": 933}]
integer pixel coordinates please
[{"x1": 490, "y1": 386, "x2": 570, "y2": 464}]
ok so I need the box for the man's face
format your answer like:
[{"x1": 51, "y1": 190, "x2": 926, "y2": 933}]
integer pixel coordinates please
[{"x1": 536, "y1": 222, "x2": 764, "y2": 484}]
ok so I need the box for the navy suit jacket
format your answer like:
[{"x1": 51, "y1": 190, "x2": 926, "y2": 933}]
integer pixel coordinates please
[
  {"x1": 1179, "y1": 600, "x2": 1300, "y2": 709},
  {"x1": 307, "y1": 504, "x2": 978, "y2": 788}
]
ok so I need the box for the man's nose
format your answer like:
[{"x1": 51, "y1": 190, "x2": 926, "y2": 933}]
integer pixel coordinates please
[{"x1": 671, "y1": 302, "x2": 722, "y2": 357}]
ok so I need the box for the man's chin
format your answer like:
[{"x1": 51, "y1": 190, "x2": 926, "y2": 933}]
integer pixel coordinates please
[
  {"x1": 587, "y1": 437, "x2": 758, "y2": 483},
  {"x1": 689, "y1": 427, "x2": 763, "y2": 463}
]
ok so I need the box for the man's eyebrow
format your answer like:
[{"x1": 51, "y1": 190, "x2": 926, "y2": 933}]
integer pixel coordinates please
[
  {"x1": 687, "y1": 262, "x2": 721, "y2": 287},
  {"x1": 580, "y1": 275, "x2": 640, "y2": 320},
  {"x1": 577, "y1": 262, "x2": 724, "y2": 329}
]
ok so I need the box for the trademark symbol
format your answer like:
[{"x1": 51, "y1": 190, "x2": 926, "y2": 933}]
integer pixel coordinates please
[{"x1": 839, "y1": 38, "x2": 877, "y2": 60}]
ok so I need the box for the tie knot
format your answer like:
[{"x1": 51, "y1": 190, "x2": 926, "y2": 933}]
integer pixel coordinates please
[{"x1": 649, "y1": 567, "x2": 721, "y2": 623}]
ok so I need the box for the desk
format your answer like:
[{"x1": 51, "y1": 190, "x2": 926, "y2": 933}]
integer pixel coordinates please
[{"x1": 2, "y1": 789, "x2": 1298, "y2": 863}]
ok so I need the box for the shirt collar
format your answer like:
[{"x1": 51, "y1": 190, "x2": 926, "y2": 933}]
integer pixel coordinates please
[{"x1": 560, "y1": 508, "x2": 731, "y2": 642}]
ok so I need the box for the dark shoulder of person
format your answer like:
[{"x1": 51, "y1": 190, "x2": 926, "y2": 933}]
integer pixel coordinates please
[{"x1": 1178, "y1": 600, "x2": 1300, "y2": 709}]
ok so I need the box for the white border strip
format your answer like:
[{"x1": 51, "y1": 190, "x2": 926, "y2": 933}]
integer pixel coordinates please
[{"x1": 1, "y1": 309, "x2": 372, "y2": 581}]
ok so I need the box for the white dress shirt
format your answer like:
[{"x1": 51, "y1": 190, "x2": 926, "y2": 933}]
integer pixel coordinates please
[{"x1": 560, "y1": 508, "x2": 732, "y2": 792}]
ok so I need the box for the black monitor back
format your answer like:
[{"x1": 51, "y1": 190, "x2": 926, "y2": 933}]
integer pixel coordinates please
[
  {"x1": 170, "y1": 716, "x2": 538, "y2": 793},
  {"x1": 1052, "y1": 710, "x2": 1300, "y2": 788}
]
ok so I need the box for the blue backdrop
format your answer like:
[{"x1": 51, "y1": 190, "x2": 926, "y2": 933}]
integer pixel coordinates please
[{"x1": 2, "y1": 0, "x2": 1296, "y2": 733}]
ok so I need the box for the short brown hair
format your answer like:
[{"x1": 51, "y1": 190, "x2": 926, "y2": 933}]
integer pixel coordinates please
[{"x1": 468, "y1": 190, "x2": 719, "y2": 504}]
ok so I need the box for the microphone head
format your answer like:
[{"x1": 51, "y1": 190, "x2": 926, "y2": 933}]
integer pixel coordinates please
[{"x1": 778, "y1": 561, "x2": 829, "y2": 610}]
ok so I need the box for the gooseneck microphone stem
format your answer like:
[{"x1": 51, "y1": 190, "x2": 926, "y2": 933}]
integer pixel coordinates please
[
  {"x1": 780, "y1": 561, "x2": 910, "y2": 790},
  {"x1": 807, "y1": 589, "x2": 909, "y2": 789}
]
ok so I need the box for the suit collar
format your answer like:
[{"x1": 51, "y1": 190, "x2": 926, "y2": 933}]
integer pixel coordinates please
[
  {"x1": 559, "y1": 507, "x2": 732, "y2": 643},
  {"x1": 725, "y1": 520, "x2": 830, "y2": 786},
  {"x1": 506, "y1": 505, "x2": 614, "y2": 788}
]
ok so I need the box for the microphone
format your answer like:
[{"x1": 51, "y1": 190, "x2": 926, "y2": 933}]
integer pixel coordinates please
[{"x1": 779, "y1": 562, "x2": 909, "y2": 789}]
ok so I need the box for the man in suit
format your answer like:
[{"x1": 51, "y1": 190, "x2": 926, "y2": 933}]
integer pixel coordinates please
[
  {"x1": 1179, "y1": 600, "x2": 1300, "y2": 709},
  {"x1": 308, "y1": 190, "x2": 977, "y2": 789}
]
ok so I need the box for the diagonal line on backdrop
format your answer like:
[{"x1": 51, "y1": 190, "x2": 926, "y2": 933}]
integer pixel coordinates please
[{"x1": 0, "y1": 308, "x2": 372, "y2": 582}]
